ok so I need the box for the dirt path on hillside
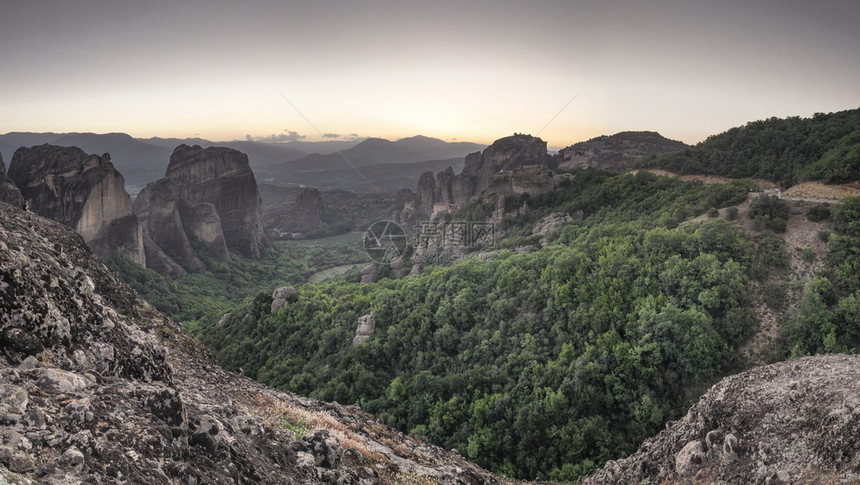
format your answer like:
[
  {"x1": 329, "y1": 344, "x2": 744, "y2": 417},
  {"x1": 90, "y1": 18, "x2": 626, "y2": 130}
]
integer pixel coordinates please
[
  {"x1": 640, "y1": 170, "x2": 860, "y2": 201},
  {"x1": 728, "y1": 198, "x2": 832, "y2": 364}
]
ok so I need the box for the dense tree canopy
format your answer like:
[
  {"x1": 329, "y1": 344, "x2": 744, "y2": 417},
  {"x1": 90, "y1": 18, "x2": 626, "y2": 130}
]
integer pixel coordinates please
[
  {"x1": 636, "y1": 108, "x2": 860, "y2": 187},
  {"x1": 192, "y1": 172, "x2": 773, "y2": 481}
]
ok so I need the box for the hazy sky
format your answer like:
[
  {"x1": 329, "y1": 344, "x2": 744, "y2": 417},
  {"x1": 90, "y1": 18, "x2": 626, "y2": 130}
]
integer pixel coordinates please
[{"x1": 1, "y1": 0, "x2": 857, "y2": 148}]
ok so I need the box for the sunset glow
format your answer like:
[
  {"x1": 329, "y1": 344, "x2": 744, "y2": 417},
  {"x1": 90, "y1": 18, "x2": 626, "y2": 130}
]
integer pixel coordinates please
[{"x1": 1, "y1": 1, "x2": 857, "y2": 148}]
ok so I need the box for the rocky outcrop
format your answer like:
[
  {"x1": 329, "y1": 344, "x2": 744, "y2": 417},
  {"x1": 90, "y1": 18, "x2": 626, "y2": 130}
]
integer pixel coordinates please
[
  {"x1": 294, "y1": 188, "x2": 327, "y2": 232},
  {"x1": 415, "y1": 134, "x2": 554, "y2": 220},
  {"x1": 360, "y1": 264, "x2": 377, "y2": 284},
  {"x1": 133, "y1": 178, "x2": 208, "y2": 274},
  {"x1": 484, "y1": 165, "x2": 560, "y2": 200},
  {"x1": 135, "y1": 145, "x2": 271, "y2": 273},
  {"x1": 7, "y1": 145, "x2": 145, "y2": 266},
  {"x1": 417, "y1": 171, "x2": 437, "y2": 219},
  {"x1": 581, "y1": 354, "x2": 860, "y2": 484},
  {"x1": 461, "y1": 134, "x2": 555, "y2": 197},
  {"x1": 0, "y1": 154, "x2": 24, "y2": 208},
  {"x1": 269, "y1": 188, "x2": 328, "y2": 235},
  {"x1": 0, "y1": 201, "x2": 516, "y2": 484},
  {"x1": 165, "y1": 145, "x2": 270, "y2": 259},
  {"x1": 270, "y1": 286, "x2": 297, "y2": 313},
  {"x1": 351, "y1": 314, "x2": 375, "y2": 347},
  {"x1": 559, "y1": 131, "x2": 687, "y2": 172},
  {"x1": 532, "y1": 211, "x2": 579, "y2": 246}
]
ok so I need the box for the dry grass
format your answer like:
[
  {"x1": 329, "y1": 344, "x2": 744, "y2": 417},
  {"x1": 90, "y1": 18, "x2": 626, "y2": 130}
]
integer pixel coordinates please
[
  {"x1": 248, "y1": 392, "x2": 388, "y2": 463},
  {"x1": 783, "y1": 182, "x2": 860, "y2": 200}
]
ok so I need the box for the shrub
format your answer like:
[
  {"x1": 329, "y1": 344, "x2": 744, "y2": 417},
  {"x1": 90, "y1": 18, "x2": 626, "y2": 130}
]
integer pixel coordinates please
[
  {"x1": 806, "y1": 204, "x2": 831, "y2": 222},
  {"x1": 748, "y1": 194, "x2": 790, "y2": 221},
  {"x1": 770, "y1": 217, "x2": 787, "y2": 233},
  {"x1": 761, "y1": 281, "x2": 788, "y2": 312},
  {"x1": 726, "y1": 207, "x2": 739, "y2": 220}
]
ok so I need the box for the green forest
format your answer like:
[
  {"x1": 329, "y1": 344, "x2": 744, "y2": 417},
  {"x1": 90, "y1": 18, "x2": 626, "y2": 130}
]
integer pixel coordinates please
[
  {"x1": 188, "y1": 170, "x2": 860, "y2": 481},
  {"x1": 636, "y1": 108, "x2": 860, "y2": 187},
  {"x1": 110, "y1": 231, "x2": 367, "y2": 322},
  {"x1": 108, "y1": 109, "x2": 860, "y2": 482}
]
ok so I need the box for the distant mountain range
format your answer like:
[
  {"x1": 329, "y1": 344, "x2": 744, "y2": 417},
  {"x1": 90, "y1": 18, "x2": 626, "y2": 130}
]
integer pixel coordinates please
[
  {"x1": 0, "y1": 132, "x2": 484, "y2": 193},
  {"x1": 279, "y1": 157, "x2": 468, "y2": 192},
  {"x1": 265, "y1": 135, "x2": 484, "y2": 191}
]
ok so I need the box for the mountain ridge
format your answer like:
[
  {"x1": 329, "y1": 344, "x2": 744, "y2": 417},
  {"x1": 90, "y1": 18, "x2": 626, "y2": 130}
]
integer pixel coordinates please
[
  {"x1": 0, "y1": 132, "x2": 486, "y2": 192},
  {"x1": 636, "y1": 107, "x2": 860, "y2": 187}
]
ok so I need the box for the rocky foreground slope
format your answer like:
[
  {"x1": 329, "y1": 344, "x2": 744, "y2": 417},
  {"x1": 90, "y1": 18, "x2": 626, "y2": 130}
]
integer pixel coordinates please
[
  {"x1": 0, "y1": 201, "x2": 518, "y2": 484},
  {"x1": 580, "y1": 354, "x2": 860, "y2": 484}
]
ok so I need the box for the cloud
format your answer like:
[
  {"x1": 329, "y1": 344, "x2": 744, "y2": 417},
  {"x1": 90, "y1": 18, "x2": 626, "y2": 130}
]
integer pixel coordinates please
[
  {"x1": 246, "y1": 130, "x2": 306, "y2": 143},
  {"x1": 343, "y1": 133, "x2": 361, "y2": 141},
  {"x1": 322, "y1": 133, "x2": 341, "y2": 139}
]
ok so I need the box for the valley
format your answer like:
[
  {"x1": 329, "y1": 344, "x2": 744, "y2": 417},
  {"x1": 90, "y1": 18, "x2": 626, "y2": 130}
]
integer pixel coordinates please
[{"x1": 2, "y1": 108, "x2": 860, "y2": 483}]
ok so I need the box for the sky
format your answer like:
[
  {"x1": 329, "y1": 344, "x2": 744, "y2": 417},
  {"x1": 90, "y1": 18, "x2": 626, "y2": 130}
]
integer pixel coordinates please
[{"x1": 1, "y1": 0, "x2": 858, "y2": 149}]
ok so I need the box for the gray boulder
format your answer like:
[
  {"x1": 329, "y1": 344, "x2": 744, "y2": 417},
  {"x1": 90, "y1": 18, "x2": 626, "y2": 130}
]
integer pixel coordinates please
[{"x1": 271, "y1": 286, "x2": 297, "y2": 313}]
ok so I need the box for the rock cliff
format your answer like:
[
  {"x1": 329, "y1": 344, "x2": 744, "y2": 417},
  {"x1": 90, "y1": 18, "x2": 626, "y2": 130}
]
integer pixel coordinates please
[
  {"x1": 558, "y1": 131, "x2": 686, "y2": 172},
  {"x1": 165, "y1": 145, "x2": 270, "y2": 259},
  {"x1": 135, "y1": 145, "x2": 270, "y2": 273},
  {"x1": 416, "y1": 134, "x2": 555, "y2": 220},
  {"x1": 133, "y1": 179, "x2": 210, "y2": 274},
  {"x1": 0, "y1": 154, "x2": 24, "y2": 208},
  {"x1": 268, "y1": 188, "x2": 328, "y2": 235},
  {"x1": 416, "y1": 171, "x2": 437, "y2": 219},
  {"x1": 462, "y1": 134, "x2": 555, "y2": 197},
  {"x1": 6, "y1": 145, "x2": 145, "y2": 266},
  {"x1": 581, "y1": 354, "x2": 860, "y2": 484},
  {"x1": 483, "y1": 165, "x2": 560, "y2": 200},
  {"x1": 0, "y1": 201, "x2": 519, "y2": 484}
]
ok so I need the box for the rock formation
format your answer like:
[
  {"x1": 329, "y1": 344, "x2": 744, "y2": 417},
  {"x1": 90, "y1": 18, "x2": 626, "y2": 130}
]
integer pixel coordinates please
[
  {"x1": 134, "y1": 145, "x2": 271, "y2": 274},
  {"x1": 461, "y1": 134, "x2": 555, "y2": 197},
  {"x1": 415, "y1": 134, "x2": 555, "y2": 220},
  {"x1": 581, "y1": 354, "x2": 860, "y2": 484},
  {"x1": 269, "y1": 188, "x2": 328, "y2": 235},
  {"x1": 270, "y1": 286, "x2": 297, "y2": 313},
  {"x1": 133, "y1": 179, "x2": 210, "y2": 274},
  {"x1": 558, "y1": 131, "x2": 687, "y2": 172},
  {"x1": 0, "y1": 154, "x2": 24, "y2": 208},
  {"x1": 0, "y1": 200, "x2": 516, "y2": 484},
  {"x1": 165, "y1": 145, "x2": 270, "y2": 259},
  {"x1": 293, "y1": 188, "x2": 327, "y2": 232},
  {"x1": 360, "y1": 264, "x2": 377, "y2": 284},
  {"x1": 483, "y1": 165, "x2": 560, "y2": 200},
  {"x1": 7, "y1": 145, "x2": 145, "y2": 266},
  {"x1": 351, "y1": 314, "x2": 375, "y2": 347},
  {"x1": 416, "y1": 170, "x2": 437, "y2": 219},
  {"x1": 531, "y1": 211, "x2": 579, "y2": 246}
]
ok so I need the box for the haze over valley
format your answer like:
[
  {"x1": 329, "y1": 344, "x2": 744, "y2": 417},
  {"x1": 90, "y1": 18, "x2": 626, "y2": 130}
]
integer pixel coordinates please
[{"x1": 2, "y1": 1, "x2": 859, "y2": 483}]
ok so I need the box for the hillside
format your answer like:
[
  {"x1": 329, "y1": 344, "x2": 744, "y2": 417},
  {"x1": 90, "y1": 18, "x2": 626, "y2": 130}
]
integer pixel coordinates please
[
  {"x1": 281, "y1": 157, "x2": 467, "y2": 193},
  {"x1": 191, "y1": 171, "x2": 765, "y2": 480},
  {"x1": 636, "y1": 108, "x2": 860, "y2": 187},
  {"x1": 265, "y1": 137, "x2": 486, "y2": 192},
  {"x1": 559, "y1": 131, "x2": 687, "y2": 172},
  {"x1": 0, "y1": 200, "x2": 522, "y2": 484},
  {"x1": 193, "y1": 165, "x2": 860, "y2": 482}
]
